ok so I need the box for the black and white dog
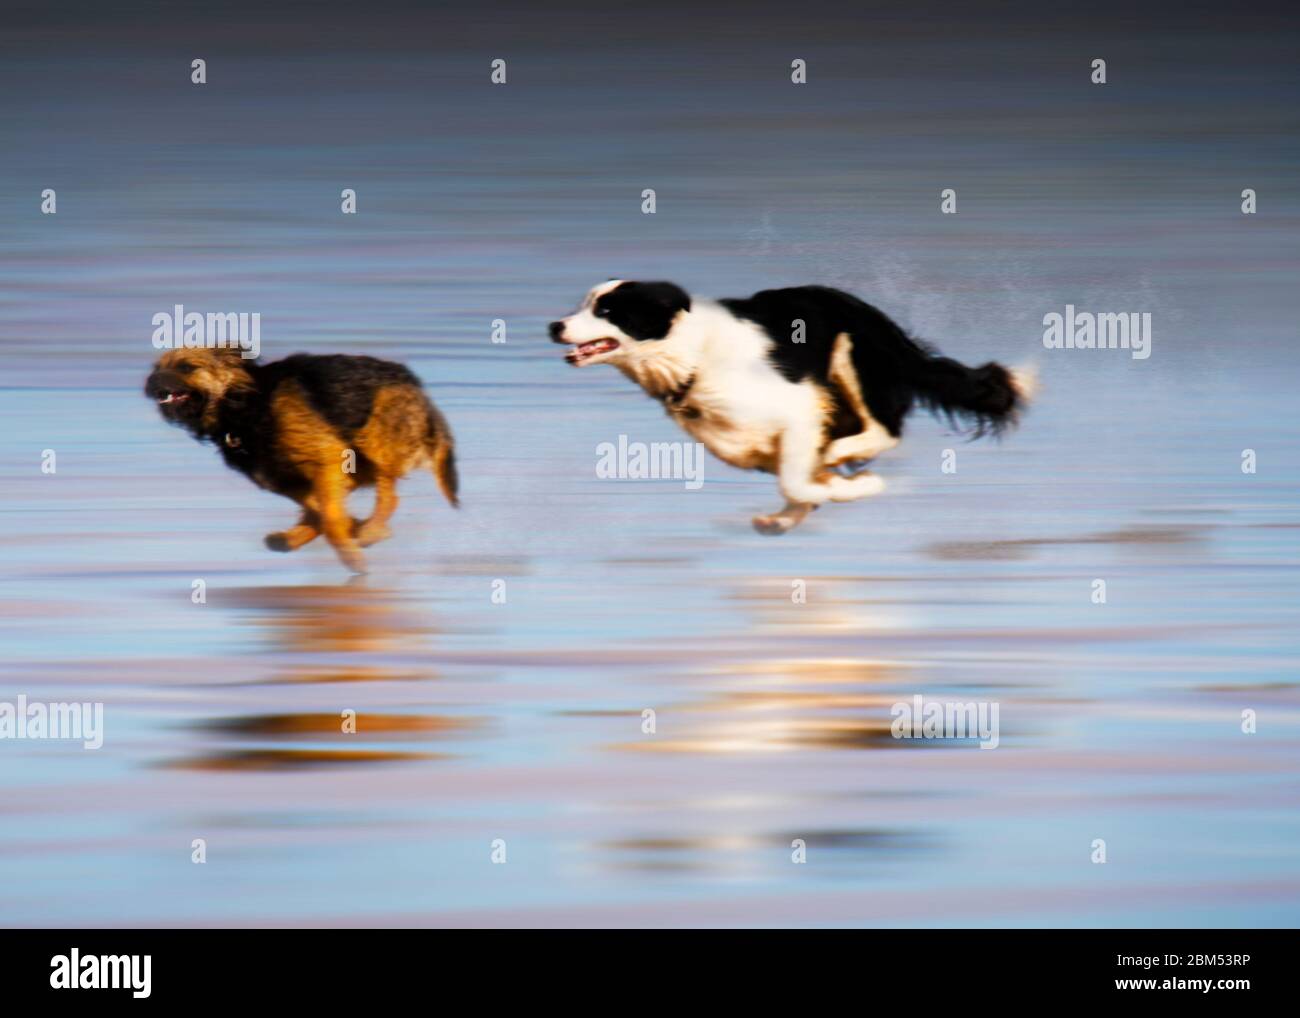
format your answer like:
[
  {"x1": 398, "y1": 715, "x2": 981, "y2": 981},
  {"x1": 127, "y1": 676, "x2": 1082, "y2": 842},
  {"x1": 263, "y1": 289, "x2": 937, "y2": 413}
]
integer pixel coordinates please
[{"x1": 550, "y1": 280, "x2": 1032, "y2": 534}]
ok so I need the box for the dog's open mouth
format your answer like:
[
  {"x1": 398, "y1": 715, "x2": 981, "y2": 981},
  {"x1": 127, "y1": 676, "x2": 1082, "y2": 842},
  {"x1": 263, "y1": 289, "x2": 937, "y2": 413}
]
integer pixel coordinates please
[
  {"x1": 565, "y1": 338, "x2": 619, "y2": 365},
  {"x1": 153, "y1": 388, "x2": 203, "y2": 420}
]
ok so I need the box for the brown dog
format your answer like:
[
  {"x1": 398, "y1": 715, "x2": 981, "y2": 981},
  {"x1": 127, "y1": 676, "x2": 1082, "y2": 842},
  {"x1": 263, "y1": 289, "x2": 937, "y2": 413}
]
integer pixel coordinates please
[{"x1": 145, "y1": 348, "x2": 457, "y2": 572}]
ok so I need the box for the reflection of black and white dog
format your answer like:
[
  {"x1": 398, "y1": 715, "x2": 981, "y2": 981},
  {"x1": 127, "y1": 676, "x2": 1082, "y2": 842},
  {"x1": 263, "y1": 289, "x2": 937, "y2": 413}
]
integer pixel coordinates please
[{"x1": 551, "y1": 280, "x2": 1033, "y2": 534}]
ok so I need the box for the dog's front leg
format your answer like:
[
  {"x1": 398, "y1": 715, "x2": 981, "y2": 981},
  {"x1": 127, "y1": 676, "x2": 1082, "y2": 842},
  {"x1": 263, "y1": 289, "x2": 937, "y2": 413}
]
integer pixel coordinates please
[
  {"x1": 313, "y1": 473, "x2": 367, "y2": 574},
  {"x1": 822, "y1": 416, "x2": 899, "y2": 470},
  {"x1": 753, "y1": 425, "x2": 833, "y2": 535},
  {"x1": 265, "y1": 509, "x2": 321, "y2": 553},
  {"x1": 353, "y1": 474, "x2": 398, "y2": 547},
  {"x1": 753, "y1": 500, "x2": 817, "y2": 535}
]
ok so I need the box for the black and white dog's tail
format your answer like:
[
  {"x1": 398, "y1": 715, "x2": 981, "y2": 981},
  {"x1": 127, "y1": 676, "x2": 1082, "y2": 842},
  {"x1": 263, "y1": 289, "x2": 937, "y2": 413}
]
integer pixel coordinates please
[
  {"x1": 774, "y1": 285, "x2": 1034, "y2": 439},
  {"x1": 902, "y1": 346, "x2": 1035, "y2": 438},
  {"x1": 732, "y1": 286, "x2": 1035, "y2": 439}
]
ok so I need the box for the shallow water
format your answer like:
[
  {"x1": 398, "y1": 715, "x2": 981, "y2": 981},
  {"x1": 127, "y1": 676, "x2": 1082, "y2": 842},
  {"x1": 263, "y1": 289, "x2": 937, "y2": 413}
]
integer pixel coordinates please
[{"x1": 2, "y1": 3, "x2": 1298, "y2": 926}]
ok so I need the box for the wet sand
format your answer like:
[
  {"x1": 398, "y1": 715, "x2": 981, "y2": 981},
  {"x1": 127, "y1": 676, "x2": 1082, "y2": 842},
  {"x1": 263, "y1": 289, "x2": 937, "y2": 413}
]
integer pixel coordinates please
[{"x1": 3, "y1": 378, "x2": 1298, "y2": 926}]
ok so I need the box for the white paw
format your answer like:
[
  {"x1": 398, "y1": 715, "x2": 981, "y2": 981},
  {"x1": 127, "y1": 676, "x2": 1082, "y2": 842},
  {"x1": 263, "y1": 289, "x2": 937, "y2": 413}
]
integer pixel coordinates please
[
  {"x1": 753, "y1": 513, "x2": 797, "y2": 535},
  {"x1": 828, "y1": 473, "x2": 885, "y2": 502}
]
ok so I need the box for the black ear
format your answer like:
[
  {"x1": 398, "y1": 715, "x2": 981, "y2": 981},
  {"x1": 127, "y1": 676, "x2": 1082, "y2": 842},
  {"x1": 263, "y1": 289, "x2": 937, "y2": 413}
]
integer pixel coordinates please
[
  {"x1": 630, "y1": 281, "x2": 691, "y2": 314},
  {"x1": 602, "y1": 281, "x2": 691, "y2": 340}
]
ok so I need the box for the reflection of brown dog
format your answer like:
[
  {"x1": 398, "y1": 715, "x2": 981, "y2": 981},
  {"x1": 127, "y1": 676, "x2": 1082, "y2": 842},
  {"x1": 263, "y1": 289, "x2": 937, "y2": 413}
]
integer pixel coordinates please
[{"x1": 145, "y1": 348, "x2": 457, "y2": 573}]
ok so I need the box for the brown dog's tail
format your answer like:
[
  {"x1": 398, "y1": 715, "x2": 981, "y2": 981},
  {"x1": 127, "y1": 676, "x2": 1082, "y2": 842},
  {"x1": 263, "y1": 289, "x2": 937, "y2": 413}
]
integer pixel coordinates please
[
  {"x1": 424, "y1": 402, "x2": 459, "y2": 508},
  {"x1": 431, "y1": 439, "x2": 459, "y2": 508}
]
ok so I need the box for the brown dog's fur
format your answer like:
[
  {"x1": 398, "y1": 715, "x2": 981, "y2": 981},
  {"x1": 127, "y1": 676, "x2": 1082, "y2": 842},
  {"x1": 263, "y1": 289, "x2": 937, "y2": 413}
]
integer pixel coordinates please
[{"x1": 145, "y1": 348, "x2": 457, "y2": 573}]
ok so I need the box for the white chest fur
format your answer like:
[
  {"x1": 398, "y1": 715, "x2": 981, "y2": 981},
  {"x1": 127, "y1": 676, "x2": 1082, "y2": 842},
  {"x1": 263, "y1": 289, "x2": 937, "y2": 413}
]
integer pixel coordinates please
[{"x1": 650, "y1": 304, "x2": 824, "y2": 473}]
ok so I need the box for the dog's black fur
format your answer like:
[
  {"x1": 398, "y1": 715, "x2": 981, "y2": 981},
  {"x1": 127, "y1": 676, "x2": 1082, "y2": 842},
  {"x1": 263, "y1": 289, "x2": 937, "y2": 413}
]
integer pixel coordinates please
[
  {"x1": 595, "y1": 281, "x2": 693, "y2": 340},
  {"x1": 720, "y1": 285, "x2": 1019, "y2": 438}
]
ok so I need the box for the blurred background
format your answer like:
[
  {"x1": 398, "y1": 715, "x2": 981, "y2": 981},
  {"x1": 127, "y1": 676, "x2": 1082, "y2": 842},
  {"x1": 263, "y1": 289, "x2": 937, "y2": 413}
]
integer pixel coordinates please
[{"x1": 0, "y1": 0, "x2": 1297, "y2": 926}]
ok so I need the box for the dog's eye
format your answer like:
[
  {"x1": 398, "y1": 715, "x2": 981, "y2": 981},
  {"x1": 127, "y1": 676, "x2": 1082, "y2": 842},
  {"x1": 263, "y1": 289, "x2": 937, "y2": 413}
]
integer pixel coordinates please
[
  {"x1": 594, "y1": 306, "x2": 609, "y2": 318},
  {"x1": 175, "y1": 360, "x2": 195, "y2": 373}
]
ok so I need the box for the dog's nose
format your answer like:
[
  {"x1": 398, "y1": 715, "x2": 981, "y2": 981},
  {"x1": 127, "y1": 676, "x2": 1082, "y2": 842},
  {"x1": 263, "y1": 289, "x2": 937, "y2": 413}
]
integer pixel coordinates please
[
  {"x1": 145, "y1": 370, "x2": 181, "y2": 399},
  {"x1": 548, "y1": 321, "x2": 566, "y2": 343}
]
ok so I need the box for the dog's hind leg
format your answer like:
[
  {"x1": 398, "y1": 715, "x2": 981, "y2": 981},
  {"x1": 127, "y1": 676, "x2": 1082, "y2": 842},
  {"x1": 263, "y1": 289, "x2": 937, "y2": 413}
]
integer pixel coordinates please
[
  {"x1": 354, "y1": 474, "x2": 398, "y2": 547},
  {"x1": 822, "y1": 417, "x2": 898, "y2": 469},
  {"x1": 818, "y1": 470, "x2": 886, "y2": 501},
  {"x1": 823, "y1": 332, "x2": 899, "y2": 470}
]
